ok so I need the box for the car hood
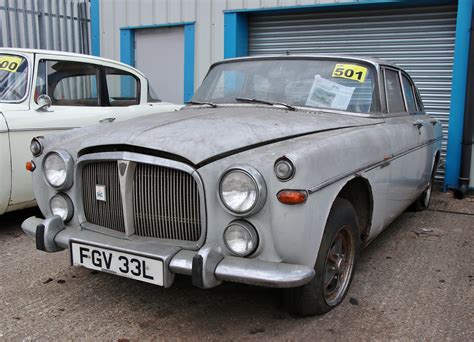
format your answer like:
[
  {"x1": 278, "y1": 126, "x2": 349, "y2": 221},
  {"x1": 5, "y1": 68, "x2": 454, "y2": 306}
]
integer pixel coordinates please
[{"x1": 57, "y1": 106, "x2": 384, "y2": 166}]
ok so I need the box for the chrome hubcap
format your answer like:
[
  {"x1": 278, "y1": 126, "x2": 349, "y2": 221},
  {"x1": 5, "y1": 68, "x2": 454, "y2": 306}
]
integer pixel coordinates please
[
  {"x1": 323, "y1": 226, "x2": 355, "y2": 306},
  {"x1": 423, "y1": 183, "x2": 432, "y2": 207}
]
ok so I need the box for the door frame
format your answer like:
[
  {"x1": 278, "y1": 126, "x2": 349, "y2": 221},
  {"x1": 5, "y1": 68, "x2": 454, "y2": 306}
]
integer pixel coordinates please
[{"x1": 119, "y1": 21, "x2": 196, "y2": 103}]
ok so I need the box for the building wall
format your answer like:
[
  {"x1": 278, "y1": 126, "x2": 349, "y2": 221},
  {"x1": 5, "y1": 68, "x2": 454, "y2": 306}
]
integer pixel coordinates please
[
  {"x1": 0, "y1": 0, "x2": 90, "y2": 54},
  {"x1": 98, "y1": 0, "x2": 353, "y2": 89}
]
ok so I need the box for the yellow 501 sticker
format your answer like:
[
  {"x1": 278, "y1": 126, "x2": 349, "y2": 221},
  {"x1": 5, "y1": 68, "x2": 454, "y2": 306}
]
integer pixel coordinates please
[
  {"x1": 0, "y1": 56, "x2": 23, "y2": 73},
  {"x1": 332, "y1": 64, "x2": 367, "y2": 83}
]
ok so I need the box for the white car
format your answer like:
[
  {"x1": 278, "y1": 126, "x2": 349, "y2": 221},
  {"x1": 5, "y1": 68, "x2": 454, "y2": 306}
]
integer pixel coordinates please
[{"x1": 0, "y1": 48, "x2": 182, "y2": 215}]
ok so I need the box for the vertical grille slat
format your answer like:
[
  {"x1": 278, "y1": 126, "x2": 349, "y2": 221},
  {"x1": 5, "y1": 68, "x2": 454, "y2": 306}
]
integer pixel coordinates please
[
  {"x1": 82, "y1": 162, "x2": 125, "y2": 233},
  {"x1": 132, "y1": 163, "x2": 202, "y2": 242}
]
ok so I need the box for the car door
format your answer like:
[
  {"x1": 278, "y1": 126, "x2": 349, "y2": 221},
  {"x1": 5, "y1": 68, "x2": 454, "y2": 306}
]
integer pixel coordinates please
[
  {"x1": 0, "y1": 112, "x2": 11, "y2": 214},
  {"x1": 382, "y1": 67, "x2": 426, "y2": 223},
  {"x1": 0, "y1": 51, "x2": 36, "y2": 210},
  {"x1": 4, "y1": 54, "x2": 115, "y2": 205},
  {"x1": 401, "y1": 73, "x2": 435, "y2": 186}
]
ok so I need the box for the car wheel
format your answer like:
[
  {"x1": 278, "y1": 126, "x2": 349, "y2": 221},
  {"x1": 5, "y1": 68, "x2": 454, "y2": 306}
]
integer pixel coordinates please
[
  {"x1": 285, "y1": 198, "x2": 360, "y2": 316},
  {"x1": 411, "y1": 161, "x2": 437, "y2": 212},
  {"x1": 412, "y1": 179, "x2": 433, "y2": 212}
]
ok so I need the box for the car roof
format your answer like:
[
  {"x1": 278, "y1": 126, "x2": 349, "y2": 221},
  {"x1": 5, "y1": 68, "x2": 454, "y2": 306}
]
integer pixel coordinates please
[
  {"x1": 213, "y1": 54, "x2": 400, "y2": 70},
  {"x1": 0, "y1": 47, "x2": 145, "y2": 77}
]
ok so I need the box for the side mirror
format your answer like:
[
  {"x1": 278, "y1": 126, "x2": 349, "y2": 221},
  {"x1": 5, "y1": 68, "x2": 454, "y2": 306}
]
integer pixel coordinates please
[{"x1": 36, "y1": 94, "x2": 52, "y2": 111}]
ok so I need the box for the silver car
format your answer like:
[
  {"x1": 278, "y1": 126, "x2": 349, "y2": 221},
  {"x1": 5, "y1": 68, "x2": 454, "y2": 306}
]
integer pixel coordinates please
[{"x1": 22, "y1": 55, "x2": 442, "y2": 316}]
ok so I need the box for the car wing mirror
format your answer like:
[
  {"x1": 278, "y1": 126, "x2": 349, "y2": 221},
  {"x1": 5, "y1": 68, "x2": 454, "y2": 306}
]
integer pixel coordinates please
[{"x1": 36, "y1": 94, "x2": 52, "y2": 112}]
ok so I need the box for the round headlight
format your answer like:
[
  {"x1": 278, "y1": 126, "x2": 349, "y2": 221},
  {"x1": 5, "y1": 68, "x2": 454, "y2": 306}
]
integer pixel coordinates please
[
  {"x1": 30, "y1": 138, "x2": 43, "y2": 157},
  {"x1": 223, "y1": 221, "x2": 259, "y2": 257},
  {"x1": 219, "y1": 166, "x2": 267, "y2": 216},
  {"x1": 50, "y1": 193, "x2": 73, "y2": 222},
  {"x1": 274, "y1": 157, "x2": 295, "y2": 181},
  {"x1": 43, "y1": 151, "x2": 74, "y2": 189}
]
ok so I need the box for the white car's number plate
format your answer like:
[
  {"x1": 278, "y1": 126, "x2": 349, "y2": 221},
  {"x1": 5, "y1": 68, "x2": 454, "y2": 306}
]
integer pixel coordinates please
[{"x1": 70, "y1": 242, "x2": 163, "y2": 286}]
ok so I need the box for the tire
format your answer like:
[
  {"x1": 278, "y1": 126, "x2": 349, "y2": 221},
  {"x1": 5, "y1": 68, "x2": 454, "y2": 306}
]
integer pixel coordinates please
[
  {"x1": 410, "y1": 160, "x2": 438, "y2": 212},
  {"x1": 285, "y1": 198, "x2": 361, "y2": 316}
]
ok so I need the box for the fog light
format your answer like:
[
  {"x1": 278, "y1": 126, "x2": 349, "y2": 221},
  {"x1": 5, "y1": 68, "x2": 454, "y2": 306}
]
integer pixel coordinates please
[
  {"x1": 223, "y1": 221, "x2": 259, "y2": 257},
  {"x1": 50, "y1": 193, "x2": 73, "y2": 222}
]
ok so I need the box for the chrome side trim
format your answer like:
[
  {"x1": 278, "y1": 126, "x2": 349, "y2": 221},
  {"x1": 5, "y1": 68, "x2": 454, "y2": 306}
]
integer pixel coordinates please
[
  {"x1": 308, "y1": 137, "x2": 441, "y2": 194},
  {"x1": 9, "y1": 126, "x2": 78, "y2": 132},
  {"x1": 0, "y1": 129, "x2": 8, "y2": 133}
]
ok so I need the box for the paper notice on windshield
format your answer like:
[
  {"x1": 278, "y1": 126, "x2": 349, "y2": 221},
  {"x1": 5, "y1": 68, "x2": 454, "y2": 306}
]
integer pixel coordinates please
[
  {"x1": 306, "y1": 75, "x2": 355, "y2": 111},
  {"x1": 0, "y1": 55, "x2": 23, "y2": 73}
]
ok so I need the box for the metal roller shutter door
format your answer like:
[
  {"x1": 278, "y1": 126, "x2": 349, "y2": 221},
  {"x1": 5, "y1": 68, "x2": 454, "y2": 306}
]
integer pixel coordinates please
[{"x1": 248, "y1": 5, "x2": 457, "y2": 180}]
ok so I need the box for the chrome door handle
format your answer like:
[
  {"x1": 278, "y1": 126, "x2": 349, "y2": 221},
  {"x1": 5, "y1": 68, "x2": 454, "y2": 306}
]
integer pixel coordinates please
[
  {"x1": 413, "y1": 120, "x2": 424, "y2": 133},
  {"x1": 99, "y1": 117, "x2": 116, "y2": 123}
]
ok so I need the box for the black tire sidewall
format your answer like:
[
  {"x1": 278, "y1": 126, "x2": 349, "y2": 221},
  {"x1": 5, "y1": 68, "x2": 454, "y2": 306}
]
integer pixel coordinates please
[{"x1": 286, "y1": 198, "x2": 361, "y2": 316}]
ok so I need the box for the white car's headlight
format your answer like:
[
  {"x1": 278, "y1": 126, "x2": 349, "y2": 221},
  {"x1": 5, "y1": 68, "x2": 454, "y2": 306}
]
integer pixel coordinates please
[
  {"x1": 43, "y1": 150, "x2": 74, "y2": 189},
  {"x1": 50, "y1": 193, "x2": 74, "y2": 222},
  {"x1": 218, "y1": 165, "x2": 266, "y2": 216}
]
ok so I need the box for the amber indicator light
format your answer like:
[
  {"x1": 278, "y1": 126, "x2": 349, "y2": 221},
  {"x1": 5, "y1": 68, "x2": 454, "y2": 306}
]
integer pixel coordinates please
[
  {"x1": 277, "y1": 190, "x2": 307, "y2": 205},
  {"x1": 26, "y1": 161, "x2": 36, "y2": 172}
]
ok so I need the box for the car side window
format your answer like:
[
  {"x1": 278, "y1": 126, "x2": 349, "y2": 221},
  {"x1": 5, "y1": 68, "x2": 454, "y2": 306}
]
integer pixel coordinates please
[
  {"x1": 402, "y1": 75, "x2": 417, "y2": 113},
  {"x1": 35, "y1": 60, "x2": 99, "y2": 106},
  {"x1": 105, "y1": 67, "x2": 140, "y2": 106},
  {"x1": 384, "y1": 68, "x2": 406, "y2": 113}
]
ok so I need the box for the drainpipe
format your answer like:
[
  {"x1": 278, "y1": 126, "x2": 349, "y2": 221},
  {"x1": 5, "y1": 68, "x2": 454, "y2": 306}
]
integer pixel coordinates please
[{"x1": 453, "y1": 14, "x2": 474, "y2": 199}]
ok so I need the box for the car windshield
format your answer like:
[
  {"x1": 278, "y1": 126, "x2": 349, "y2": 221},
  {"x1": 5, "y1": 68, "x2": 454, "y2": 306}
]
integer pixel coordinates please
[
  {"x1": 0, "y1": 54, "x2": 28, "y2": 102},
  {"x1": 192, "y1": 59, "x2": 378, "y2": 113}
]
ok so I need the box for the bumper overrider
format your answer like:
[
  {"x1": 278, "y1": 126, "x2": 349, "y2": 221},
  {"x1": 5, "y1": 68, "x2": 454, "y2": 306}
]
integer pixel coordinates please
[{"x1": 22, "y1": 216, "x2": 315, "y2": 289}]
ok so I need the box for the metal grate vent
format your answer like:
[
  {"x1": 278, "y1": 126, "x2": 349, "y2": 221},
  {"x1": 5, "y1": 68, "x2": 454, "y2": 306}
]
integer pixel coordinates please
[
  {"x1": 132, "y1": 163, "x2": 202, "y2": 241},
  {"x1": 82, "y1": 161, "x2": 125, "y2": 233}
]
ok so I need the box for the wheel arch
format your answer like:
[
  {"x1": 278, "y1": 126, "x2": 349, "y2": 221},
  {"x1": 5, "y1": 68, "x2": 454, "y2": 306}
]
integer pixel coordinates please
[
  {"x1": 432, "y1": 150, "x2": 441, "y2": 177},
  {"x1": 333, "y1": 176, "x2": 374, "y2": 243}
]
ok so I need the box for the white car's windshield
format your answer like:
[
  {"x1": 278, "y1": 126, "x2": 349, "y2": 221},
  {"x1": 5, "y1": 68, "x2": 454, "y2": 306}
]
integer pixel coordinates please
[
  {"x1": 192, "y1": 59, "x2": 378, "y2": 113},
  {"x1": 0, "y1": 54, "x2": 28, "y2": 102}
]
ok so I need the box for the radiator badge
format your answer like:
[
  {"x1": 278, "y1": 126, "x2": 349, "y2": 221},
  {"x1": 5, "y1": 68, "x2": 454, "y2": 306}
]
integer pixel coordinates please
[
  {"x1": 95, "y1": 184, "x2": 107, "y2": 202},
  {"x1": 118, "y1": 161, "x2": 128, "y2": 176}
]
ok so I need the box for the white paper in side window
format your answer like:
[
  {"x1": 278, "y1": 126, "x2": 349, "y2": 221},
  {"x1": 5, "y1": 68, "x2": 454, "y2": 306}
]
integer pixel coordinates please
[{"x1": 306, "y1": 75, "x2": 355, "y2": 110}]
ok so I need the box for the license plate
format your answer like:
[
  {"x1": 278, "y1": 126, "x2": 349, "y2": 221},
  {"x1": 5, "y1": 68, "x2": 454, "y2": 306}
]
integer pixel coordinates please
[{"x1": 70, "y1": 242, "x2": 164, "y2": 286}]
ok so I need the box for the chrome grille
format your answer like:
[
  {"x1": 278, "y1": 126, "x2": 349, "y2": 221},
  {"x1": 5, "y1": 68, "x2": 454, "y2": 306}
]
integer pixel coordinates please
[
  {"x1": 82, "y1": 161, "x2": 125, "y2": 233},
  {"x1": 132, "y1": 163, "x2": 202, "y2": 241}
]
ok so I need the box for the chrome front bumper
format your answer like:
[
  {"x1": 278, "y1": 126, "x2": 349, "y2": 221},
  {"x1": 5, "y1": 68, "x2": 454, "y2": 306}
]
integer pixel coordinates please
[{"x1": 22, "y1": 216, "x2": 315, "y2": 289}]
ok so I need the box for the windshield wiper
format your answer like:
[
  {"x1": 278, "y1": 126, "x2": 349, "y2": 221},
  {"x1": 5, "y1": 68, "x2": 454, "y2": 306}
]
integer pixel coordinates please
[
  {"x1": 235, "y1": 97, "x2": 296, "y2": 111},
  {"x1": 186, "y1": 100, "x2": 217, "y2": 108}
]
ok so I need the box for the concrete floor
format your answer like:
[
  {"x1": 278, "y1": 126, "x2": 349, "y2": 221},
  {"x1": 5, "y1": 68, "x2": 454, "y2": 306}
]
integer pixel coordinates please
[{"x1": 0, "y1": 192, "x2": 473, "y2": 340}]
